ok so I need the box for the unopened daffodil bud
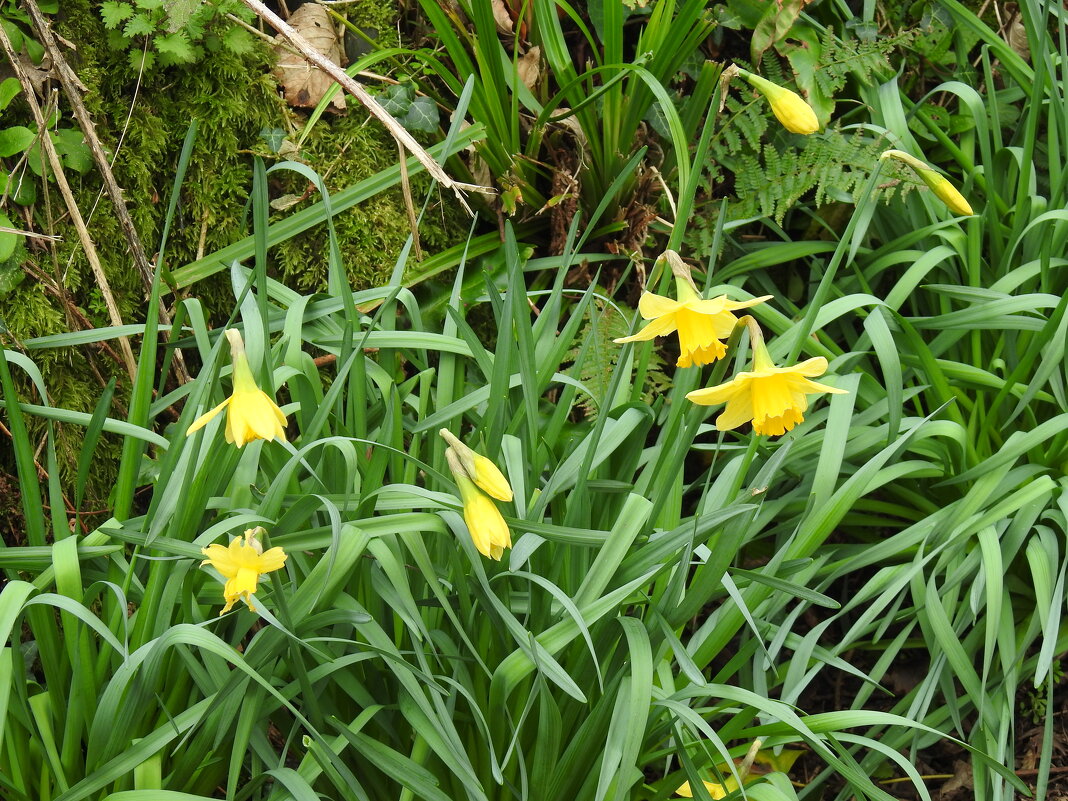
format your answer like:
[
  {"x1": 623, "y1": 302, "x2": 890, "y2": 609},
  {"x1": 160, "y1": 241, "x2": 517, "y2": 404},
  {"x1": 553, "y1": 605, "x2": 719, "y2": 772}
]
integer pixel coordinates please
[
  {"x1": 736, "y1": 68, "x2": 820, "y2": 134},
  {"x1": 880, "y1": 149, "x2": 974, "y2": 216},
  {"x1": 444, "y1": 447, "x2": 512, "y2": 560},
  {"x1": 439, "y1": 429, "x2": 513, "y2": 501}
]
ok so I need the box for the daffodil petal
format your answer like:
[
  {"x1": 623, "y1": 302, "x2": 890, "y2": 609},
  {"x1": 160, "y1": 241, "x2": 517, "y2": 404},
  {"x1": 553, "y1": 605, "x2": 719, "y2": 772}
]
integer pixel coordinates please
[
  {"x1": 792, "y1": 356, "x2": 830, "y2": 376},
  {"x1": 686, "y1": 376, "x2": 747, "y2": 406},
  {"x1": 224, "y1": 402, "x2": 247, "y2": 446},
  {"x1": 257, "y1": 547, "x2": 288, "y2": 573},
  {"x1": 245, "y1": 391, "x2": 287, "y2": 441},
  {"x1": 186, "y1": 397, "x2": 231, "y2": 435},
  {"x1": 638, "y1": 291, "x2": 681, "y2": 319},
  {"x1": 473, "y1": 457, "x2": 514, "y2": 502},
  {"x1": 722, "y1": 294, "x2": 774, "y2": 310},
  {"x1": 614, "y1": 313, "x2": 679, "y2": 343},
  {"x1": 800, "y1": 378, "x2": 849, "y2": 395},
  {"x1": 715, "y1": 393, "x2": 755, "y2": 431},
  {"x1": 462, "y1": 490, "x2": 510, "y2": 560}
]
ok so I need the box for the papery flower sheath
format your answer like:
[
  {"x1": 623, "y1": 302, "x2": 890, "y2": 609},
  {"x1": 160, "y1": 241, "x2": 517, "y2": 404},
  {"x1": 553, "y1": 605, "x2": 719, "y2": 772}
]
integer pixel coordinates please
[
  {"x1": 880, "y1": 149, "x2": 973, "y2": 216},
  {"x1": 686, "y1": 322, "x2": 846, "y2": 436},
  {"x1": 737, "y1": 68, "x2": 820, "y2": 135},
  {"x1": 200, "y1": 527, "x2": 287, "y2": 615},
  {"x1": 614, "y1": 251, "x2": 770, "y2": 368},
  {"x1": 186, "y1": 328, "x2": 288, "y2": 447},
  {"x1": 444, "y1": 446, "x2": 512, "y2": 560}
]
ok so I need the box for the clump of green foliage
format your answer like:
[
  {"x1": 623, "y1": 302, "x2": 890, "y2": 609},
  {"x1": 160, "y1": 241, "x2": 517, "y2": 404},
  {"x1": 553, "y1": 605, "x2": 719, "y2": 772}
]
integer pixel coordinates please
[
  {"x1": 701, "y1": 30, "x2": 917, "y2": 227},
  {"x1": 0, "y1": 0, "x2": 459, "y2": 511},
  {"x1": 99, "y1": 0, "x2": 256, "y2": 72}
]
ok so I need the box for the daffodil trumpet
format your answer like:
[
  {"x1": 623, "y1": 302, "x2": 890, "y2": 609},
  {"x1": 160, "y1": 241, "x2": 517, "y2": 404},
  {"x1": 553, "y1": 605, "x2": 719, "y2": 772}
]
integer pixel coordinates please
[
  {"x1": 444, "y1": 447, "x2": 512, "y2": 560},
  {"x1": 200, "y1": 527, "x2": 288, "y2": 615},
  {"x1": 186, "y1": 328, "x2": 288, "y2": 447},
  {"x1": 880, "y1": 149, "x2": 974, "y2": 216},
  {"x1": 614, "y1": 251, "x2": 770, "y2": 368},
  {"x1": 686, "y1": 316, "x2": 847, "y2": 436},
  {"x1": 731, "y1": 66, "x2": 820, "y2": 135}
]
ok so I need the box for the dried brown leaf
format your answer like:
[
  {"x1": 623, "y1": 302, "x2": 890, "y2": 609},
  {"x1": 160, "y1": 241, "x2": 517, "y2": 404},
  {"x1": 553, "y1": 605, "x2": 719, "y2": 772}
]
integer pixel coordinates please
[
  {"x1": 273, "y1": 3, "x2": 346, "y2": 111},
  {"x1": 492, "y1": 0, "x2": 514, "y2": 34},
  {"x1": 517, "y1": 46, "x2": 541, "y2": 91}
]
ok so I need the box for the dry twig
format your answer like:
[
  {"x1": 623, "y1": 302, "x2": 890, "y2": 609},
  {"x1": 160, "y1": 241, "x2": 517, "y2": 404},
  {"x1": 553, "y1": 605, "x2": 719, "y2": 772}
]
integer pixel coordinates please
[
  {"x1": 238, "y1": 0, "x2": 483, "y2": 213},
  {"x1": 24, "y1": 0, "x2": 191, "y2": 383},
  {"x1": 0, "y1": 21, "x2": 137, "y2": 379}
]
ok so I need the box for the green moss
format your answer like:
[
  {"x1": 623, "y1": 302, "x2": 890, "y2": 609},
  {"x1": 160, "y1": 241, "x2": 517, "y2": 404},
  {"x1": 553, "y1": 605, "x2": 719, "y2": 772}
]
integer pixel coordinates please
[{"x1": 0, "y1": 0, "x2": 462, "y2": 513}]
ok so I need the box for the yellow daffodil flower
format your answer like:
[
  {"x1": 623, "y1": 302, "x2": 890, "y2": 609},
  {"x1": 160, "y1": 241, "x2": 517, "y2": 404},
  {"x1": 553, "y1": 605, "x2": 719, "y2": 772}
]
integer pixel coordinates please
[
  {"x1": 200, "y1": 527, "x2": 287, "y2": 615},
  {"x1": 880, "y1": 149, "x2": 973, "y2": 216},
  {"x1": 737, "y1": 68, "x2": 820, "y2": 134},
  {"x1": 614, "y1": 251, "x2": 770, "y2": 368},
  {"x1": 675, "y1": 778, "x2": 736, "y2": 799},
  {"x1": 439, "y1": 429, "x2": 513, "y2": 501},
  {"x1": 686, "y1": 322, "x2": 847, "y2": 436},
  {"x1": 186, "y1": 328, "x2": 288, "y2": 447},
  {"x1": 676, "y1": 740, "x2": 800, "y2": 798},
  {"x1": 444, "y1": 446, "x2": 512, "y2": 560}
]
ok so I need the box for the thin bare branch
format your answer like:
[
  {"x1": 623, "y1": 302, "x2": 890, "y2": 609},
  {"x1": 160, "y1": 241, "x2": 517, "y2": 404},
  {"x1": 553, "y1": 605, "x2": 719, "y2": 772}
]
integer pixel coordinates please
[
  {"x1": 239, "y1": 0, "x2": 476, "y2": 214},
  {"x1": 0, "y1": 20, "x2": 137, "y2": 379}
]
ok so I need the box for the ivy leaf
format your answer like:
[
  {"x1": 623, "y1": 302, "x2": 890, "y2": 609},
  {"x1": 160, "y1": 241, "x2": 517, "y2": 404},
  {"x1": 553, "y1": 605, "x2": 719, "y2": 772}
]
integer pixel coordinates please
[
  {"x1": 259, "y1": 127, "x2": 287, "y2": 153},
  {"x1": 123, "y1": 14, "x2": 155, "y2": 38},
  {"x1": 100, "y1": 1, "x2": 134, "y2": 29},
  {"x1": 379, "y1": 84, "x2": 413, "y2": 117},
  {"x1": 401, "y1": 96, "x2": 439, "y2": 133}
]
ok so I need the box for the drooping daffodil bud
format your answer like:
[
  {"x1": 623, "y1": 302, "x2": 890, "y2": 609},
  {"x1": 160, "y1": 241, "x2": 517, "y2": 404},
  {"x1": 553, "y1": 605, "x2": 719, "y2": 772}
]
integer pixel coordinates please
[
  {"x1": 438, "y1": 429, "x2": 513, "y2": 502},
  {"x1": 444, "y1": 447, "x2": 512, "y2": 560},
  {"x1": 880, "y1": 149, "x2": 974, "y2": 216},
  {"x1": 735, "y1": 67, "x2": 820, "y2": 134}
]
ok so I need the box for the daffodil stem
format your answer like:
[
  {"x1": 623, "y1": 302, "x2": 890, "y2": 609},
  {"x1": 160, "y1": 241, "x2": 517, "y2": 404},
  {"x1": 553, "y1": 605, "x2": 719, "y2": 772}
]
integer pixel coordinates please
[
  {"x1": 264, "y1": 539, "x2": 325, "y2": 731},
  {"x1": 786, "y1": 161, "x2": 886, "y2": 364},
  {"x1": 669, "y1": 65, "x2": 726, "y2": 251},
  {"x1": 738, "y1": 738, "x2": 764, "y2": 781},
  {"x1": 398, "y1": 736, "x2": 430, "y2": 801}
]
